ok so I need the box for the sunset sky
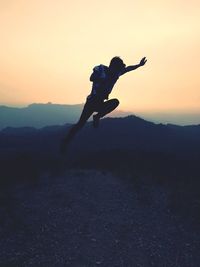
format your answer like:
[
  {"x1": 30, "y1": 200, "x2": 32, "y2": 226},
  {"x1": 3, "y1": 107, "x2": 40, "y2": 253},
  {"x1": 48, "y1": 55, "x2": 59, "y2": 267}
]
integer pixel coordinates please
[{"x1": 0, "y1": 0, "x2": 200, "y2": 114}]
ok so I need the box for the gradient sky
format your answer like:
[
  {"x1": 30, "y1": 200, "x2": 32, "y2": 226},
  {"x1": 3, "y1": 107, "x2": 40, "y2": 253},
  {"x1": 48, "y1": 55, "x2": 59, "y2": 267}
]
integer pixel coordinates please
[{"x1": 0, "y1": 0, "x2": 200, "y2": 113}]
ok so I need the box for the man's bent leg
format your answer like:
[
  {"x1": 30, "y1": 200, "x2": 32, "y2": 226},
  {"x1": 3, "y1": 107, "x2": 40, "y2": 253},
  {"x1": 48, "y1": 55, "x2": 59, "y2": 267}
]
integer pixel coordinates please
[
  {"x1": 97, "y1": 98, "x2": 119, "y2": 118},
  {"x1": 93, "y1": 98, "x2": 119, "y2": 128}
]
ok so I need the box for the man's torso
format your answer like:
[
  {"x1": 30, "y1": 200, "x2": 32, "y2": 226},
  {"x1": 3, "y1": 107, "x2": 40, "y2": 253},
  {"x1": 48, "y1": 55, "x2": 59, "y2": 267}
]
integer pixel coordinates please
[{"x1": 88, "y1": 65, "x2": 121, "y2": 101}]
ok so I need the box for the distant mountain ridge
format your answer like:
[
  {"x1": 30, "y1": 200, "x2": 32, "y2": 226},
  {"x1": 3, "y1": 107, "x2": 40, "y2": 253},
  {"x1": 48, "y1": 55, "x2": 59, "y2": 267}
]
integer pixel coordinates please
[
  {"x1": 0, "y1": 103, "x2": 84, "y2": 130},
  {"x1": 0, "y1": 103, "x2": 134, "y2": 130},
  {"x1": 1, "y1": 103, "x2": 200, "y2": 129}
]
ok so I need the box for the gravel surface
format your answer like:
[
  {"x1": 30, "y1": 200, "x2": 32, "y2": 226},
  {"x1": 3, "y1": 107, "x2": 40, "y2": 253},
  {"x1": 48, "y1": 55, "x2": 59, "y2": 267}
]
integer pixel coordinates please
[{"x1": 0, "y1": 169, "x2": 199, "y2": 267}]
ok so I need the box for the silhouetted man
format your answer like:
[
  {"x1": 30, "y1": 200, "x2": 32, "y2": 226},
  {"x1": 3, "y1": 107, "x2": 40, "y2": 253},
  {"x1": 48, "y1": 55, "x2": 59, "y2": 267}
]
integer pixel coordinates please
[{"x1": 61, "y1": 56, "x2": 147, "y2": 153}]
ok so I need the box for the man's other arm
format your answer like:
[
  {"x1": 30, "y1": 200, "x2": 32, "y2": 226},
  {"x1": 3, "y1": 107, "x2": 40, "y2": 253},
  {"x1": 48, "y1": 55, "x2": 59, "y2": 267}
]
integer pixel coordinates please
[{"x1": 121, "y1": 57, "x2": 147, "y2": 75}]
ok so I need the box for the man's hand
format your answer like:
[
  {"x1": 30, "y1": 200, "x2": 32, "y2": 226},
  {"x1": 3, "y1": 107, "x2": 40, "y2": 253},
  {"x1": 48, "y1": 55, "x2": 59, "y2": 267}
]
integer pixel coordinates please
[{"x1": 139, "y1": 57, "x2": 147, "y2": 66}]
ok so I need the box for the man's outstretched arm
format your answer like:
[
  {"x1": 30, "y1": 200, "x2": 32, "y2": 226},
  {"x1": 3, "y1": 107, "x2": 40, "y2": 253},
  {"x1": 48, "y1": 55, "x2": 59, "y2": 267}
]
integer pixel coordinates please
[{"x1": 121, "y1": 57, "x2": 147, "y2": 75}]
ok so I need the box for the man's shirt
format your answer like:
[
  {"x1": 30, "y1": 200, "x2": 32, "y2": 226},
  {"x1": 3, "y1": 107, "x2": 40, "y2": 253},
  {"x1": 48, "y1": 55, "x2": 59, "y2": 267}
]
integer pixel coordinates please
[{"x1": 88, "y1": 65, "x2": 121, "y2": 100}]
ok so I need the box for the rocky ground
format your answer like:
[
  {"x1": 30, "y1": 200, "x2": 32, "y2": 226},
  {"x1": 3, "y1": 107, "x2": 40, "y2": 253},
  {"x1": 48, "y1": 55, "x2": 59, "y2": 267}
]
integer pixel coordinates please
[{"x1": 0, "y1": 169, "x2": 199, "y2": 267}]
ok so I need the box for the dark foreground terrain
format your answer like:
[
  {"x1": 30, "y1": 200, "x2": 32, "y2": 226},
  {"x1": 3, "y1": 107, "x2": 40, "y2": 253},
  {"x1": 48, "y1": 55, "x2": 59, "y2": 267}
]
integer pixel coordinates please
[{"x1": 0, "y1": 169, "x2": 199, "y2": 267}]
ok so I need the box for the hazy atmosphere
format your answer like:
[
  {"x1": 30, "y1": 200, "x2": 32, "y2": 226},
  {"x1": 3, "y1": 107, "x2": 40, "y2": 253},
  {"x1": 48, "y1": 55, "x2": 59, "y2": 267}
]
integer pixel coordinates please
[
  {"x1": 1, "y1": 2, "x2": 200, "y2": 265},
  {"x1": 0, "y1": 0, "x2": 200, "y2": 121}
]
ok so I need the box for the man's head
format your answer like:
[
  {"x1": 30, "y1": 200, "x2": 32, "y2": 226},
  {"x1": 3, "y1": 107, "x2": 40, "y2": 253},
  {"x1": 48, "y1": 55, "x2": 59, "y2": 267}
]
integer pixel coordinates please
[{"x1": 109, "y1": 57, "x2": 126, "y2": 73}]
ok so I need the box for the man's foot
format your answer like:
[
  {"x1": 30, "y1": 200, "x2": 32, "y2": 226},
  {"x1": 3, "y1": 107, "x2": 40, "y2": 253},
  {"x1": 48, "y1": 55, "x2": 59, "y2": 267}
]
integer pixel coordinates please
[{"x1": 93, "y1": 114, "x2": 100, "y2": 128}]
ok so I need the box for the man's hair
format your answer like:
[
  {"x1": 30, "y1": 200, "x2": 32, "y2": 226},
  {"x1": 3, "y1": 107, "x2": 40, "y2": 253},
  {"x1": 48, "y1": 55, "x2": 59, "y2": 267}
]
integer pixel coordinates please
[{"x1": 109, "y1": 56, "x2": 125, "y2": 71}]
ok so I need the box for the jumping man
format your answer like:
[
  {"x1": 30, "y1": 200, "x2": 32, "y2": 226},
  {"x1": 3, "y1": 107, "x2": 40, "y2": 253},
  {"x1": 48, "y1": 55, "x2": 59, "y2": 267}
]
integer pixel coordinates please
[{"x1": 60, "y1": 56, "x2": 147, "y2": 153}]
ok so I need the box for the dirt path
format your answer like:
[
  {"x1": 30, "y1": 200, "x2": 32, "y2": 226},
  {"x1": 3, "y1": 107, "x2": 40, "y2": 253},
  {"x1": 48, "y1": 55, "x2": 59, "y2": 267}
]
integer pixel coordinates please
[{"x1": 0, "y1": 170, "x2": 199, "y2": 266}]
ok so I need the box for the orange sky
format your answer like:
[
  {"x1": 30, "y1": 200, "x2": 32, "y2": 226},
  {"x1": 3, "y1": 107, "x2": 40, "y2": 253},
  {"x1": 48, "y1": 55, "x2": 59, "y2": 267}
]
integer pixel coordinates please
[{"x1": 0, "y1": 0, "x2": 200, "y2": 112}]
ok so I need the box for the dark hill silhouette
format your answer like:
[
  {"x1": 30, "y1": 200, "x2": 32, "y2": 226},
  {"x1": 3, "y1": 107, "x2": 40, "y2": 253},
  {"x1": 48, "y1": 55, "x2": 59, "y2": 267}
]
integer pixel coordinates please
[
  {"x1": 67, "y1": 115, "x2": 198, "y2": 159},
  {"x1": 1, "y1": 115, "x2": 200, "y2": 158},
  {"x1": 1, "y1": 115, "x2": 200, "y2": 185}
]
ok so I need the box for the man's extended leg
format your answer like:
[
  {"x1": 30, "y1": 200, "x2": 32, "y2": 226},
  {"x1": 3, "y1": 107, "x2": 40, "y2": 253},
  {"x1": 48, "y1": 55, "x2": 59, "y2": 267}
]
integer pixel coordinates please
[
  {"x1": 93, "y1": 98, "x2": 119, "y2": 128},
  {"x1": 60, "y1": 102, "x2": 93, "y2": 153}
]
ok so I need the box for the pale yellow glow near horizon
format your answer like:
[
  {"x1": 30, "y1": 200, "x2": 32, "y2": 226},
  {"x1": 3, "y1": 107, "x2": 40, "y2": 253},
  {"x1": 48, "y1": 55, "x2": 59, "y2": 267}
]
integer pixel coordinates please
[{"x1": 0, "y1": 0, "x2": 200, "y2": 112}]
